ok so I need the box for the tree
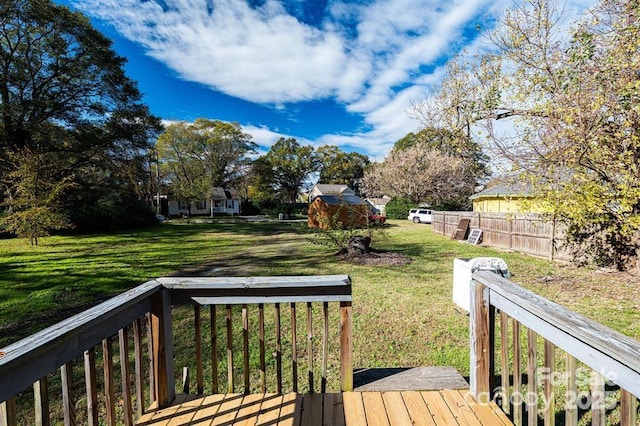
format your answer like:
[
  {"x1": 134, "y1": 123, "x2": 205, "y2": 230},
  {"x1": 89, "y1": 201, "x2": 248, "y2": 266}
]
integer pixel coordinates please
[
  {"x1": 393, "y1": 127, "x2": 489, "y2": 178},
  {"x1": 0, "y1": 148, "x2": 72, "y2": 244},
  {"x1": 156, "y1": 119, "x2": 255, "y2": 216},
  {"x1": 316, "y1": 145, "x2": 370, "y2": 194},
  {"x1": 361, "y1": 146, "x2": 475, "y2": 209},
  {"x1": 252, "y1": 138, "x2": 318, "y2": 203},
  {"x1": 0, "y1": 0, "x2": 162, "y2": 236},
  {"x1": 412, "y1": 0, "x2": 640, "y2": 268}
]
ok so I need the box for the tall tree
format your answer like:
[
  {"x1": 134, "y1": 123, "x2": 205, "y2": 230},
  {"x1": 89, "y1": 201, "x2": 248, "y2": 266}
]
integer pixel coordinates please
[
  {"x1": 0, "y1": 0, "x2": 162, "y2": 235},
  {"x1": 316, "y1": 145, "x2": 369, "y2": 194},
  {"x1": 156, "y1": 119, "x2": 255, "y2": 215},
  {"x1": 361, "y1": 146, "x2": 475, "y2": 209},
  {"x1": 252, "y1": 138, "x2": 318, "y2": 203}
]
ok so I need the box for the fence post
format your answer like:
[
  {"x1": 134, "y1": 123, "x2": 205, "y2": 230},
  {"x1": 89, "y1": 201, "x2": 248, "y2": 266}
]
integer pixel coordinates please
[
  {"x1": 340, "y1": 301, "x2": 353, "y2": 392},
  {"x1": 550, "y1": 216, "x2": 556, "y2": 261},
  {"x1": 151, "y1": 288, "x2": 175, "y2": 407},
  {"x1": 508, "y1": 215, "x2": 513, "y2": 250},
  {"x1": 470, "y1": 276, "x2": 492, "y2": 402}
]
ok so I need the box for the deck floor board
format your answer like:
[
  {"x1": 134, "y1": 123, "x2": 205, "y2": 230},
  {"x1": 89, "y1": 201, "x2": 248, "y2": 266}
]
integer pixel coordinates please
[{"x1": 136, "y1": 391, "x2": 513, "y2": 425}]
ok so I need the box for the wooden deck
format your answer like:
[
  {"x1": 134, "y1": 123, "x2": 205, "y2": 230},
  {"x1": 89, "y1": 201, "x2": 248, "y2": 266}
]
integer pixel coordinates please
[{"x1": 136, "y1": 390, "x2": 513, "y2": 425}]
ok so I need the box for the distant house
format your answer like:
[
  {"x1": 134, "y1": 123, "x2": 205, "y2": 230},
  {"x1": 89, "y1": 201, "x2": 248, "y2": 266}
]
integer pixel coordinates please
[
  {"x1": 308, "y1": 193, "x2": 369, "y2": 229},
  {"x1": 365, "y1": 196, "x2": 391, "y2": 215},
  {"x1": 469, "y1": 183, "x2": 538, "y2": 213},
  {"x1": 309, "y1": 184, "x2": 355, "y2": 202},
  {"x1": 168, "y1": 188, "x2": 240, "y2": 217}
]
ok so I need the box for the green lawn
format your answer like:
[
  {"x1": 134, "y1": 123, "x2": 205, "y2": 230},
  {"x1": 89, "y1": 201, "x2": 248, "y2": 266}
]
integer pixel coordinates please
[
  {"x1": 3, "y1": 219, "x2": 640, "y2": 425},
  {"x1": 2, "y1": 218, "x2": 637, "y2": 373}
]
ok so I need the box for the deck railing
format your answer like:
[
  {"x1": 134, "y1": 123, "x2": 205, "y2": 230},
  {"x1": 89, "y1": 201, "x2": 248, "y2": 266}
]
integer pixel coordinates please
[
  {"x1": 469, "y1": 270, "x2": 640, "y2": 425},
  {"x1": 0, "y1": 275, "x2": 353, "y2": 425}
]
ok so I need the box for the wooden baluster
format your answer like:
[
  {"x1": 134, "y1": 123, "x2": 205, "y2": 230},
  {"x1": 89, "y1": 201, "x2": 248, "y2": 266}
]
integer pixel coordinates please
[
  {"x1": 61, "y1": 361, "x2": 76, "y2": 426},
  {"x1": 527, "y1": 329, "x2": 538, "y2": 426},
  {"x1": 340, "y1": 301, "x2": 353, "y2": 392},
  {"x1": 565, "y1": 355, "x2": 578, "y2": 426},
  {"x1": 34, "y1": 376, "x2": 50, "y2": 426},
  {"x1": 499, "y1": 311, "x2": 510, "y2": 415},
  {"x1": 322, "y1": 302, "x2": 329, "y2": 393},
  {"x1": 275, "y1": 303, "x2": 282, "y2": 394},
  {"x1": 307, "y1": 302, "x2": 314, "y2": 393},
  {"x1": 132, "y1": 318, "x2": 145, "y2": 417},
  {"x1": 621, "y1": 390, "x2": 637, "y2": 426},
  {"x1": 590, "y1": 371, "x2": 605, "y2": 426},
  {"x1": 513, "y1": 320, "x2": 522, "y2": 426},
  {"x1": 0, "y1": 398, "x2": 16, "y2": 426},
  {"x1": 543, "y1": 340, "x2": 555, "y2": 426},
  {"x1": 489, "y1": 304, "x2": 496, "y2": 392},
  {"x1": 119, "y1": 328, "x2": 134, "y2": 426},
  {"x1": 103, "y1": 337, "x2": 116, "y2": 425},
  {"x1": 291, "y1": 303, "x2": 298, "y2": 393},
  {"x1": 84, "y1": 349, "x2": 98, "y2": 426},
  {"x1": 194, "y1": 305, "x2": 203, "y2": 394},
  {"x1": 226, "y1": 304, "x2": 234, "y2": 393},
  {"x1": 210, "y1": 305, "x2": 218, "y2": 394},
  {"x1": 242, "y1": 304, "x2": 250, "y2": 394},
  {"x1": 258, "y1": 303, "x2": 266, "y2": 393},
  {"x1": 146, "y1": 313, "x2": 155, "y2": 405}
]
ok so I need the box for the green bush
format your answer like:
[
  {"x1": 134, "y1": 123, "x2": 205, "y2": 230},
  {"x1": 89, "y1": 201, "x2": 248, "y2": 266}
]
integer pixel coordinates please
[{"x1": 385, "y1": 197, "x2": 415, "y2": 219}]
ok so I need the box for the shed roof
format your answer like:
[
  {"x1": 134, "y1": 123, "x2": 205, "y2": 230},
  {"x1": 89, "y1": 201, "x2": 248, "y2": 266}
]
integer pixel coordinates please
[{"x1": 316, "y1": 194, "x2": 367, "y2": 206}]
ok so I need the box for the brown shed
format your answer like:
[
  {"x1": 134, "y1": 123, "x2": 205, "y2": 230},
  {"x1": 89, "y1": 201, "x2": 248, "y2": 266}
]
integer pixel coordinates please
[{"x1": 308, "y1": 195, "x2": 369, "y2": 229}]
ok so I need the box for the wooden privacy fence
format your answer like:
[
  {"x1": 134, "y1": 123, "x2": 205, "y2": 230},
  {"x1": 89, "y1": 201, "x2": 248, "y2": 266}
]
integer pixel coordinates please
[
  {"x1": 432, "y1": 211, "x2": 571, "y2": 261},
  {"x1": 0, "y1": 275, "x2": 353, "y2": 426},
  {"x1": 469, "y1": 270, "x2": 640, "y2": 425}
]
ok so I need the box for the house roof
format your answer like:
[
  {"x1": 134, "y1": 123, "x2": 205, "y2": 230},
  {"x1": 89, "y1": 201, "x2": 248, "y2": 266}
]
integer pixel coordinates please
[
  {"x1": 366, "y1": 197, "x2": 391, "y2": 206},
  {"x1": 212, "y1": 187, "x2": 239, "y2": 200},
  {"x1": 469, "y1": 183, "x2": 532, "y2": 200},
  {"x1": 316, "y1": 194, "x2": 366, "y2": 206},
  {"x1": 312, "y1": 184, "x2": 353, "y2": 195}
]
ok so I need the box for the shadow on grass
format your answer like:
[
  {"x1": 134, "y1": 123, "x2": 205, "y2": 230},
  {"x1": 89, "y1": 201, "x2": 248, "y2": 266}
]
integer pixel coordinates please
[{"x1": 0, "y1": 221, "x2": 324, "y2": 345}]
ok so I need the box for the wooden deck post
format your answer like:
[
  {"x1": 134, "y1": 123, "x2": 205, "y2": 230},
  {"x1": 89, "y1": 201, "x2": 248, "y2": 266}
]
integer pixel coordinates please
[
  {"x1": 340, "y1": 301, "x2": 353, "y2": 392},
  {"x1": 470, "y1": 277, "x2": 491, "y2": 402},
  {"x1": 150, "y1": 289, "x2": 175, "y2": 407}
]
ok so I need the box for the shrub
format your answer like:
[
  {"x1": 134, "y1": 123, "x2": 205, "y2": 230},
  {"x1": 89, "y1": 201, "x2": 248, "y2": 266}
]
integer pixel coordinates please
[{"x1": 385, "y1": 197, "x2": 415, "y2": 219}]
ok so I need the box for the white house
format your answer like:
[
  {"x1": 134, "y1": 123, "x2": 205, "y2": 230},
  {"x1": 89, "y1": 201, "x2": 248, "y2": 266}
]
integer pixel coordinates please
[
  {"x1": 365, "y1": 196, "x2": 391, "y2": 215},
  {"x1": 168, "y1": 188, "x2": 240, "y2": 217}
]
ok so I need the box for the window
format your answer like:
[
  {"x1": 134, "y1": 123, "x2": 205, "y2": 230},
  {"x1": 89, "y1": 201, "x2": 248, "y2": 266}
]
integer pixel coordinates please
[
  {"x1": 178, "y1": 201, "x2": 188, "y2": 210},
  {"x1": 196, "y1": 200, "x2": 206, "y2": 210},
  {"x1": 226, "y1": 200, "x2": 234, "y2": 209}
]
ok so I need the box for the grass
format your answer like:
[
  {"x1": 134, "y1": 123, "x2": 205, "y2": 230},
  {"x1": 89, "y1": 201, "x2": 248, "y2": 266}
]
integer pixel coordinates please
[
  {"x1": 2, "y1": 219, "x2": 637, "y2": 365},
  {"x1": 1, "y1": 219, "x2": 639, "y2": 423}
]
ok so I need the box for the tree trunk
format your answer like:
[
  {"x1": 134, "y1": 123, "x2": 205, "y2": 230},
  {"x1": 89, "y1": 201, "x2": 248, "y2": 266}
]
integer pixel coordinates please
[{"x1": 347, "y1": 236, "x2": 371, "y2": 256}]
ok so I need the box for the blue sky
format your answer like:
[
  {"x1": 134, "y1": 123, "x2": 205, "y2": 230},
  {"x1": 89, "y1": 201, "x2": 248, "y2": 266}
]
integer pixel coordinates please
[{"x1": 60, "y1": 0, "x2": 595, "y2": 159}]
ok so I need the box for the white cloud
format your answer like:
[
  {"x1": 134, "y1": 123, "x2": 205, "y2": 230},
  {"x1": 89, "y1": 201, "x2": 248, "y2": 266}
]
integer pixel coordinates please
[{"x1": 74, "y1": 0, "x2": 599, "y2": 160}]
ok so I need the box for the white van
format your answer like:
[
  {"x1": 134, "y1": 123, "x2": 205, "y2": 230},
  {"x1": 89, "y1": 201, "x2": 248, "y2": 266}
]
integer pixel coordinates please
[{"x1": 407, "y1": 208, "x2": 432, "y2": 224}]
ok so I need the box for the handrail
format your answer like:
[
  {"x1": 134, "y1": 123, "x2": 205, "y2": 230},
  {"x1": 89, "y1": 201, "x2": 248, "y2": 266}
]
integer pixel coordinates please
[
  {"x1": 469, "y1": 270, "x2": 640, "y2": 425},
  {"x1": 0, "y1": 275, "x2": 353, "y2": 425},
  {"x1": 0, "y1": 280, "x2": 163, "y2": 403}
]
